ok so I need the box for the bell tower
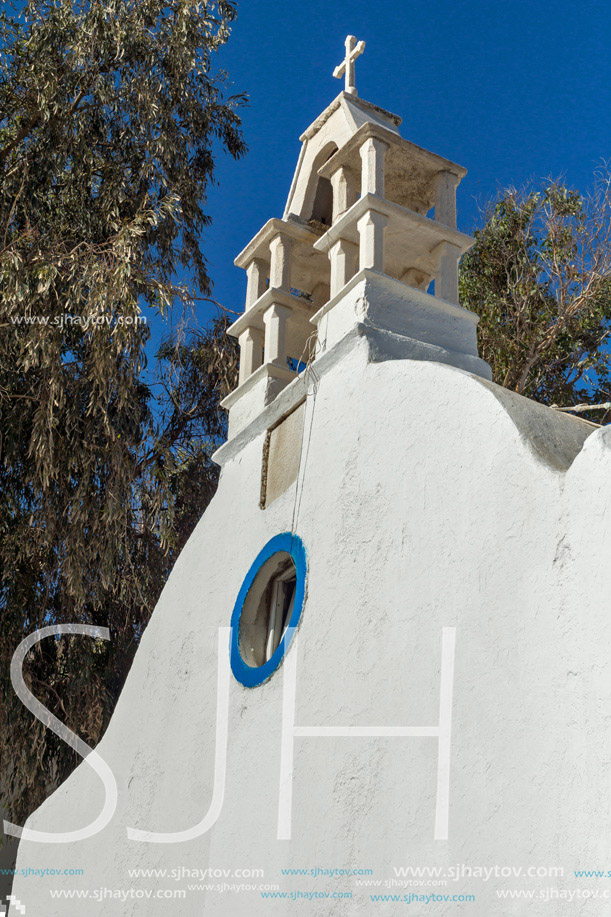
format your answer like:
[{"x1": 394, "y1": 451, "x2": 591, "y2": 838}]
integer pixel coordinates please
[{"x1": 221, "y1": 37, "x2": 491, "y2": 444}]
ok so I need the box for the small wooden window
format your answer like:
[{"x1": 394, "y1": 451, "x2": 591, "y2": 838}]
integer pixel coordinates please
[
  {"x1": 265, "y1": 565, "x2": 297, "y2": 662},
  {"x1": 237, "y1": 552, "x2": 296, "y2": 668}
]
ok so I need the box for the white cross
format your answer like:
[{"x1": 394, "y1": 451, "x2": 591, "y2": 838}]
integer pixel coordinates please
[{"x1": 333, "y1": 35, "x2": 366, "y2": 97}]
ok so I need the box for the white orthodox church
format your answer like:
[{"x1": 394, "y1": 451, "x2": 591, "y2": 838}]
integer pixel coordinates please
[{"x1": 10, "y1": 37, "x2": 611, "y2": 917}]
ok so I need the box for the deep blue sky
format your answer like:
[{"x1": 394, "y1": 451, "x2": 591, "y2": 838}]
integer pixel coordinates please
[{"x1": 151, "y1": 0, "x2": 611, "y2": 352}]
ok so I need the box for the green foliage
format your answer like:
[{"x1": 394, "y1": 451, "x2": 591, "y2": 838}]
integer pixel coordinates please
[
  {"x1": 460, "y1": 176, "x2": 611, "y2": 416},
  {"x1": 0, "y1": 0, "x2": 243, "y2": 825},
  {"x1": 153, "y1": 315, "x2": 239, "y2": 551}
]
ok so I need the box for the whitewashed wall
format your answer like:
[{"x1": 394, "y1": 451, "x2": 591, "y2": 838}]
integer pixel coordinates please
[{"x1": 11, "y1": 340, "x2": 610, "y2": 916}]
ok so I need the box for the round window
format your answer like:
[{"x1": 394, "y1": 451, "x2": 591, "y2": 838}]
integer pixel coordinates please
[{"x1": 230, "y1": 533, "x2": 307, "y2": 687}]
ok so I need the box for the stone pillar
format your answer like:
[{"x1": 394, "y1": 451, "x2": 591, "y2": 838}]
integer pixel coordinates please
[
  {"x1": 238, "y1": 326, "x2": 264, "y2": 385},
  {"x1": 329, "y1": 238, "x2": 359, "y2": 297},
  {"x1": 245, "y1": 258, "x2": 269, "y2": 307},
  {"x1": 330, "y1": 165, "x2": 358, "y2": 222},
  {"x1": 263, "y1": 302, "x2": 291, "y2": 367},
  {"x1": 357, "y1": 210, "x2": 388, "y2": 272},
  {"x1": 400, "y1": 267, "x2": 431, "y2": 292},
  {"x1": 269, "y1": 233, "x2": 293, "y2": 292},
  {"x1": 434, "y1": 241, "x2": 461, "y2": 305},
  {"x1": 434, "y1": 171, "x2": 458, "y2": 229},
  {"x1": 359, "y1": 137, "x2": 389, "y2": 197}
]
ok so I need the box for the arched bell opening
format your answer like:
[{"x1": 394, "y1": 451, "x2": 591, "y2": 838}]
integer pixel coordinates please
[
  {"x1": 310, "y1": 176, "x2": 333, "y2": 226},
  {"x1": 304, "y1": 142, "x2": 338, "y2": 228}
]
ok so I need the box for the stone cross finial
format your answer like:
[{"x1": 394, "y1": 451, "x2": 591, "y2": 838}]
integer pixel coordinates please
[{"x1": 333, "y1": 35, "x2": 366, "y2": 97}]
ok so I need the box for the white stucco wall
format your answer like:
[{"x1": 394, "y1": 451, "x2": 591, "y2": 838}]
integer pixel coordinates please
[{"x1": 11, "y1": 340, "x2": 611, "y2": 916}]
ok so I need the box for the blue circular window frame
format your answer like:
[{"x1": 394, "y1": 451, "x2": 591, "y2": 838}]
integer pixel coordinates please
[{"x1": 230, "y1": 533, "x2": 307, "y2": 688}]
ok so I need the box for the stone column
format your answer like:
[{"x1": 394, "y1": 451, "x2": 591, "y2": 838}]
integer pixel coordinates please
[
  {"x1": 359, "y1": 137, "x2": 389, "y2": 197},
  {"x1": 434, "y1": 241, "x2": 461, "y2": 305},
  {"x1": 245, "y1": 258, "x2": 269, "y2": 307},
  {"x1": 330, "y1": 165, "x2": 358, "y2": 222},
  {"x1": 329, "y1": 238, "x2": 359, "y2": 297},
  {"x1": 357, "y1": 210, "x2": 388, "y2": 272},
  {"x1": 434, "y1": 172, "x2": 458, "y2": 229},
  {"x1": 269, "y1": 234, "x2": 293, "y2": 292},
  {"x1": 238, "y1": 326, "x2": 264, "y2": 385},
  {"x1": 263, "y1": 303, "x2": 291, "y2": 367}
]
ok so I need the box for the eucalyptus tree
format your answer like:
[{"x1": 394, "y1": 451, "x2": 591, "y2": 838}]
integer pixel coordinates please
[
  {"x1": 0, "y1": 0, "x2": 244, "y2": 827},
  {"x1": 461, "y1": 175, "x2": 611, "y2": 419}
]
